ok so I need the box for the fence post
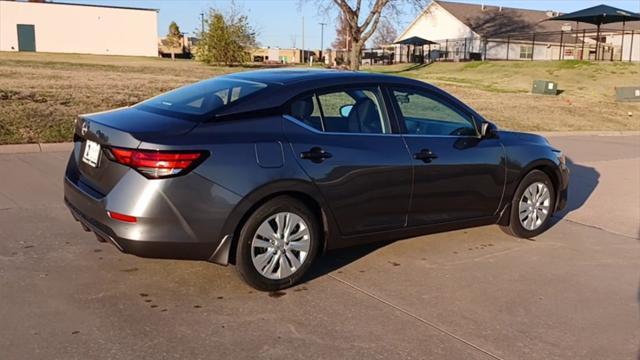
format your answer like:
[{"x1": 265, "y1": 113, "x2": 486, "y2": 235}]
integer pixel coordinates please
[
  {"x1": 630, "y1": 30, "x2": 635, "y2": 62},
  {"x1": 559, "y1": 30, "x2": 564, "y2": 60},
  {"x1": 463, "y1": 38, "x2": 467, "y2": 60},
  {"x1": 610, "y1": 44, "x2": 614, "y2": 61},
  {"x1": 506, "y1": 36, "x2": 510, "y2": 60},
  {"x1": 445, "y1": 39, "x2": 449, "y2": 61},
  {"x1": 530, "y1": 32, "x2": 536, "y2": 61},
  {"x1": 483, "y1": 38, "x2": 487, "y2": 60},
  {"x1": 595, "y1": 24, "x2": 601, "y2": 60},
  {"x1": 574, "y1": 27, "x2": 579, "y2": 59},
  {"x1": 620, "y1": 22, "x2": 626, "y2": 62},
  {"x1": 581, "y1": 29, "x2": 586, "y2": 60}
]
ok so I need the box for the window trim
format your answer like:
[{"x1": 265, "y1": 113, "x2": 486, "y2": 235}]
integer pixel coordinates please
[
  {"x1": 284, "y1": 84, "x2": 401, "y2": 136},
  {"x1": 314, "y1": 93, "x2": 327, "y2": 132},
  {"x1": 519, "y1": 45, "x2": 534, "y2": 60},
  {"x1": 384, "y1": 85, "x2": 481, "y2": 138}
]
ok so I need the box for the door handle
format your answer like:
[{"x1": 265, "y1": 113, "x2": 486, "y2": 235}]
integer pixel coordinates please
[
  {"x1": 300, "y1": 147, "x2": 332, "y2": 163},
  {"x1": 413, "y1": 149, "x2": 438, "y2": 163}
]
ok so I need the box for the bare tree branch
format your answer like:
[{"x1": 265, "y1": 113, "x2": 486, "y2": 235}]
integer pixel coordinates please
[
  {"x1": 301, "y1": 0, "x2": 408, "y2": 69},
  {"x1": 360, "y1": 0, "x2": 389, "y2": 36}
]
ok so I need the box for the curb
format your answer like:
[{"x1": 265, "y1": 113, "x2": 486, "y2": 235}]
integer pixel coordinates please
[{"x1": 0, "y1": 142, "x2": 73, "y2": 154}]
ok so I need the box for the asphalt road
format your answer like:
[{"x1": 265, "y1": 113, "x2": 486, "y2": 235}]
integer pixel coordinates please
[{"x1": 0, "y1": 135, "x2": 638, "y2": 360}]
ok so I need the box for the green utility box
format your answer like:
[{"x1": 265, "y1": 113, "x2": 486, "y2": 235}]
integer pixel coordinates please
[
  {"x1": 532, "y1": 80, "x2": 558, "y2": 95},
  {"x1": 615, "y1": 86, "x2": 640, "y2": 102}
]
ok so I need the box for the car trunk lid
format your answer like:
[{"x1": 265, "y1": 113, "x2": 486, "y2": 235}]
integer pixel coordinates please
[{"x1": 73, "y1": 107, "x2": 198, "y2": 195}]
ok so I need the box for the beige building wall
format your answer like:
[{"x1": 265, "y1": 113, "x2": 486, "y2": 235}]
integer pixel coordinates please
[
  {"x1": 250, "y1": 48, "x2": 303, "y2": 63},
  {"x1": 0, "y1": 0, "x2": 158, "y2": 56},
  {"x1": 396, "y1": 2, "x2": 476, "y2": 43}
]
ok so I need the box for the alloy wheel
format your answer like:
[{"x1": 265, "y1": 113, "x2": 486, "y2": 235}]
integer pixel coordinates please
[
  {"x1": 251, "y1": 212, "x2": 311, "y2": 280},
  {"x1": 518, "y1": 182, "x2": 551, "y2": 231}
]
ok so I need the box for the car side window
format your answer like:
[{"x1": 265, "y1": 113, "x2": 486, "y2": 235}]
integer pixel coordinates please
[
  {"x1": 286, "y1": 94, "x2": 324, "y2": 131},
  {"x1": 286, "y1": 88, "x2": 390, "y2": 134},
  {"x1": 317, "y1": 89, "x2": 390, "y2": 134},
  {"x1": 392, "y1": 89, "x2": 477, "y2": 136}
]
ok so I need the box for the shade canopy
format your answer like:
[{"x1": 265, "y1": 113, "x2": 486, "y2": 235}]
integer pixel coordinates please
[
  {"x1": 394, "y1": 36, "x2": 437, "y2": 46},
  {"x1": 548, "y1": 4, "x2": 640, "y2": 25}
]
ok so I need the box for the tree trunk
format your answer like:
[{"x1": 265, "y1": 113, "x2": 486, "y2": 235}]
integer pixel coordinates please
[
  {"x1": 350, "y1": 42, "x2": 363, "y2": 70},
  {"x1": 171, "y1": 51, "x2": 175, "y2": 61}
]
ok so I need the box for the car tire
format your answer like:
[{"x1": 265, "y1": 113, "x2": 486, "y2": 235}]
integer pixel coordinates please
[
  {"x1": 500, "y1": 170, "x2": 556, "y2": 239},
  {"x1": 235, "y1": 196, "x2": 320, "y2": 291}
]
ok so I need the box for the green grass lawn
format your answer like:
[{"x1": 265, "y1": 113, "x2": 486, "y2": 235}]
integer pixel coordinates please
[{"x1": 0, "y1": 52, "x2": 638, "y2": 144}]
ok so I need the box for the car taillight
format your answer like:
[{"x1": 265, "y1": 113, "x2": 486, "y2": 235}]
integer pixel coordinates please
[
  {"x1": 109, "y1": 148, "x2": 207, "y2": 179},
  {"x1": 107, "y1": 211, "x2": 137, "y2": 223}
]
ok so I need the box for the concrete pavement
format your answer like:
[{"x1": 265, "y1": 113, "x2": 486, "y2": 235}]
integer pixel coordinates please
[{"x1": 0, "y1": 136, "x2": 638, "y2": 359}]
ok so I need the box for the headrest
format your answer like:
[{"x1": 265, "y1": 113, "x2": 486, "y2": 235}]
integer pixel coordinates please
[
  {"x1": 290, "y1": 97, "x2": 314, "y2": 120},
  {"x1": 348, "y1": 97, "x2": 382, "y2": 134}
]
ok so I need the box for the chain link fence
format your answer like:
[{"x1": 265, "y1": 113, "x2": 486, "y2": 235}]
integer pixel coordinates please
[{"x1": 365, "y1": 28, "x2": 638, "y2": 64}]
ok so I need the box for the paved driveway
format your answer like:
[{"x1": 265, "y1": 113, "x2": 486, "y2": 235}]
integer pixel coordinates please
[{"x1": 0, "y1": 135, "x2": 638, "y2": 360}]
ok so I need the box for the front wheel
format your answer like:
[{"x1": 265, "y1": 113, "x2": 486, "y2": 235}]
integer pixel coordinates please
[
  {"x1": 235, "y1": 196, "x2": 319, "y2": 291},
  {"x1": 500, "y1": 170, "x2": 555, "y2": 239}
]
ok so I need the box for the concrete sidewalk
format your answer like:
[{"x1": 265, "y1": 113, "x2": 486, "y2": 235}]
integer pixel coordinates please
[{"x1": 0, "y1": 135, "x2": 638, "y2": 359}]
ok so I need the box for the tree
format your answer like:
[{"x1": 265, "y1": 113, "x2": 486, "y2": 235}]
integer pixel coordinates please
[
  {"x1": 196, "y1": 5, "x2": 257, "y2": 66},
  {"x1": 331, "y1": 14, "x2": 350, "y2": 50},
  {"x1": 330, "y1": 0, "x2": 392, "y2": 70},
  {"x1": 166, "y1": 21, "x2": 182, "y2": 61},
  {"x1": 313, "y1": 0, "x2": 411, "y2": 70},
  {"x1": 371, "y1": 17, "x2": 398, "y2": 48}
]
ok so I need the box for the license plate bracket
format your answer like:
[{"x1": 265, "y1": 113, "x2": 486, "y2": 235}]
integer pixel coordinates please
[{"x1": 82, "y1": 140, "x2": 101, "y2": 167}]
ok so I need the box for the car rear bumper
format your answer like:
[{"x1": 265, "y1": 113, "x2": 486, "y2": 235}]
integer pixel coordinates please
[
  {"x1": 63, "y1": 165, "x2": 241, "y2": 262},
  {"x1": 64, "y1": 177, "x2": 220, "y2": 260}
]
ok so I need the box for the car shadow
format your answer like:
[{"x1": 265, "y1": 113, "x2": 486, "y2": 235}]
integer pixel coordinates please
[
  {"x1": 550, "y1": 157, "x2": 600, "y2": 225},
  {"x1": 303, "y1": 240, "x2": 393, "y2": 283}
]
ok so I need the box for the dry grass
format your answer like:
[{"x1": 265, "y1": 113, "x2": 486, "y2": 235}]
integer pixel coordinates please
[
  {"x1": 0, "y1": 52, "x2": 638, "y2": 144},
  {"x1": 0, "y1": 52, "x2": 244, "y2": 144}
]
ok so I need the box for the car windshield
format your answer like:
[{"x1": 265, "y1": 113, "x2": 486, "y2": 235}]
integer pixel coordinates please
[{"x1": 138, "y1": 78, "x2": 267, "y2": 116}]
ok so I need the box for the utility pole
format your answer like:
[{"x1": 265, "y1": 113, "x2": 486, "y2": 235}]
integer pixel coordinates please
[
  {"x1": 200, "y1": 12, "x2": 205, "y2": 36},
  {"x1": 301, "y1": 16, "x2": 305, "y2": 63},
  {"x1": 319, "y1": 22, "x2": 326, "y2": 62}
]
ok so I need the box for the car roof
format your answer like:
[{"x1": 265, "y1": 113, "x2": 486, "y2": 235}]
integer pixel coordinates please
[
  {"x1": 224, "y1": 68, "x2": 394, "y2": 85},
  {"x1": 214, "y1": 68, "x2": 483, "y2": 122},
  {"x1": 215, "y1": 68, "x2": 423, "y2": 117}
]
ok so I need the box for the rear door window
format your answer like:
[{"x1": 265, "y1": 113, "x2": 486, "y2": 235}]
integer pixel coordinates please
[
  {"x1": 286, "y1": 87, "x2": 391, "y2": 134},
  {"x1": 286, "y1": 95, "x2": 324, "y2": 131}
]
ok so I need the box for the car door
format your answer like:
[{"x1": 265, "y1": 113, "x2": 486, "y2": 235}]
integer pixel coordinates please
[
  {"x1": 283, "y1": 86, "x2": 412, "y2": 236},
  {"x1": 387, "y1": 85, "x2": 506, "y2": 226}
]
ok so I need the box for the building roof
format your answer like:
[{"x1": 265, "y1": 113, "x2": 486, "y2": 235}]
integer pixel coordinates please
[
  {"x1": 395, "y1": 36, "x2": 437, "y2": 45},
  {"x1": 0, "y1": 0, "x2": 157, "y2": 12},
  {"x1": 433, "y1": 0, "x2": 640, "y2": 41}
]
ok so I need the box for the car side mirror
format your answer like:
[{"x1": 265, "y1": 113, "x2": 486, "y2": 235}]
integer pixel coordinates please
[
  {"x1": 480, "y1": 121, "x2": 498, "y2": 138},
  {"x1": 339, "y1": 104, "x2": 353, "y2": 118}
]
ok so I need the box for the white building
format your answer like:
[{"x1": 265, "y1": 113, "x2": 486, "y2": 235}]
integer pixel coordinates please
[
  {"x1": 396, "y1": 1, "x2": 640, "y2": 62},
  {"x1": 0, "y1": 0, "x2": 158, "y2": 57}
]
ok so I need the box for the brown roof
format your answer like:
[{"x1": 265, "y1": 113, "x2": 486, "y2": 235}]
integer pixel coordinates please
[{"x1": 435, "y1": 0, "x2": 640, "y2": 41}]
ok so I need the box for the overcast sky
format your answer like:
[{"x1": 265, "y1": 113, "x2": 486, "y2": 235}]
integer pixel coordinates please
[{"x1": 61, "y1": 0, "x2": 640, "y2": 48}]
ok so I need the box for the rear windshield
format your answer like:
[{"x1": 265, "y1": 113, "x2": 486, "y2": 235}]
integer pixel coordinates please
[{"x1": 137, "y1": 78, "x2": 267, "y2": 116}]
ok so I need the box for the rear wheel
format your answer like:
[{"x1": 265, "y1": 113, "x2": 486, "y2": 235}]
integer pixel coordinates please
[
  {"x1": 235, "y1": 196, "x2": 319, "y2": 291},
  {"x1": 501, "y1": 170, "x2": 555, "y2": 239}
]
